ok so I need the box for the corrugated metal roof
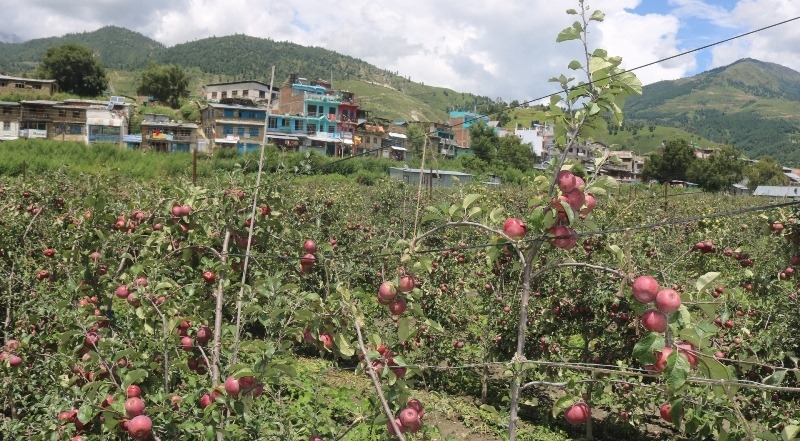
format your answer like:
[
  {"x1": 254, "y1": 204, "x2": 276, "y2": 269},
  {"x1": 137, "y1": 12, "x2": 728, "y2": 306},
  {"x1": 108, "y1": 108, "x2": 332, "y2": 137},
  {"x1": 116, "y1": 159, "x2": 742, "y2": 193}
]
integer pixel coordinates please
[
  {"x1": 785, "y1": 172, "x2": 800, "y2": 181},
  {"x1": 389, "y1": 167, "x2": 472, "y2": 177},
  {"x1": 753, "y1": 186, "x2": 800, "y2": 197},
  {"x1": 0, "y1": 75, "x2": 56, "y2": 83}
]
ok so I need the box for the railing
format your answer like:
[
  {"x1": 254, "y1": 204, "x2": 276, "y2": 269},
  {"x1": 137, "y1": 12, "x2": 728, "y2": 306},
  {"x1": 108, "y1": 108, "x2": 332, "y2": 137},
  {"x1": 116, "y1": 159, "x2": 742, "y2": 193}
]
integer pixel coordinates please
[{"x1": 89, "y1": 134, "x2": 121, "y2": 143}]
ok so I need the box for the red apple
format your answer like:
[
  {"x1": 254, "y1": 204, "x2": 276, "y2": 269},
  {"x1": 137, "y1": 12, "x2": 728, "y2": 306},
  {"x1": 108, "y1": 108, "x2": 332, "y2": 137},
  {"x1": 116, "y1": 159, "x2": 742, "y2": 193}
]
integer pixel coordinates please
[
  {"x1": 399, "y1": 407, "x2": 421, "y2": 432},
  {"x1": 202, "y1": 271, "x2": 216, "y2": 284},
  {"x1": 199, "y1": 393, "x2": 213, "y2": 408},
  {"x1": 224, "y1": 376, "x2": 240, "y2": 397},
  {"x1": 377, "y1": 281, "x2": 398, "y2": 303},
  {"x1": 127, "y1": 384, "x2": 141, "y2": 398},
  {"x1": 676, "y1": 342, "x2": 698, "y2": 369},
  {"x1": 171, "y1": 205, "x2": 182, "y2": 217},
  {"x1": 564, "y1": 402, "x2": 591, "y2": 425},
  {"x1": 632, "y1": 275, "x2": 659, "y2": 303},
  {"x1": 125, "y1": 397, "x2": 145, "y2": 417},
  {"x1": 180, "y1": 336, "x2": 193, "y2": 351},
  {"x1": 300, "y1": 253, "x2": 316, "y2": 267},
  {"x1": 308, "y1": 435, "x2": 323, "y2": 441},
  {"x1": 655, "y1": 289, "x2": 682, "y2": 313},
  {"x1": 196, "y1": 325, "x2": 212, "y2": 344},
  {"x1": 641, "y1": 309, "x2": 668, "y2": 333},
  {"x1": 319, "y1": 332, "x2": 333, "y2": 350},
  {"x1": 654, "y1": 347, "x2": 674, "y2": 372},
  {"x1": 549, "y1": 225, "x2": 577, "y2": 249},
  {"x1": 43, "y1": 248, "x2": 56, "y2": 257},
  {"x1": 8, "y1": 354, "x2": 22, "y2": 367},
  {"x1": 503, "y1": 217, "x2": 527, "y2": 239},
  {"x1": 398, "y1": 275, "x2": 416, "y2": 293},
  {"x1": 127, "y1": 415, "x2": 152, "y2": 440},
  {"x1": 389, "y1": 297, "x2": 407, "y2": 315},
  {"x1": 115, "y1": 285, "x2": 129, "y2": 299},
  {"x1": 557, "y1": 170, "x2": 577, "y2": 193},
  {"x1": 407, "y1": 398, "x2": 424, "y2": 418},
  {"x1": 565, "y1": 188, "x2": 585, "y2": 211},
  {"x1": 180, "y1": 204, "x2": 192, "y2": 216},
  {"x1": 4, "y1": 339, "x2": 19, "y2": 351},
  {"x1": 303, "y1": 240, "x2": 317, "y2": 254},
  {"x1": 387, "y1": 418, "x2": 405, "y2": 436}
]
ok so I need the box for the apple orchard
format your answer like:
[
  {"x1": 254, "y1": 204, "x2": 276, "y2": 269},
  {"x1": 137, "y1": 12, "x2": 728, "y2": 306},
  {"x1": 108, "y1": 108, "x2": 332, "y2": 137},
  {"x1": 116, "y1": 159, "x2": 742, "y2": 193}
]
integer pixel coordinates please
[{"x1": 3, "y1": 3, "x2": 800, "y2": 441}]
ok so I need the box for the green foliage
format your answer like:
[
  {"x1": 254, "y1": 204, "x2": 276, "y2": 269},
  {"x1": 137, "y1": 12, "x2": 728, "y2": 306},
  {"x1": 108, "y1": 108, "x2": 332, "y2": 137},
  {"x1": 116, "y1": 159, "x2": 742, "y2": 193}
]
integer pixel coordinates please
[
  {"x1": 687, "y1": 145, "x2": 746, "y2": 192},
  {"x1": 34, "y1": 43, "x2": 108, "y2": 96},
  {"x1": 136, "y1": 63, "x2": 190, "y2": 108},
  {"x1": 641, "y1": 139, "x2": 697, "y2": 183},
  {"x1": 744, "y1": 156, "x2": 788, "y2": 190}
]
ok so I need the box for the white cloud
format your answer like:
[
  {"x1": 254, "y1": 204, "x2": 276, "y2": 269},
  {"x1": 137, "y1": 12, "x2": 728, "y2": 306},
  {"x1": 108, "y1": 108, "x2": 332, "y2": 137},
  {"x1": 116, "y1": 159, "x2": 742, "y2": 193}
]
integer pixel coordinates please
[
  {"x1": 710, "y1": 0, "x2": 800, "y2": 71},
  {"x1": 11, "y1": 0, "x2": 785, "y2": 102}
]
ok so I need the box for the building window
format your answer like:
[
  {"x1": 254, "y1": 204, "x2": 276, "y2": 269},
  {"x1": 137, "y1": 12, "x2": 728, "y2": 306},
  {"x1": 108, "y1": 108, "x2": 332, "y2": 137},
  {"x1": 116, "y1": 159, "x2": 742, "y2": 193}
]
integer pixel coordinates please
[
  {"x1": 2, "y1": 122, "x2": 9, "y2": 131},
  {"x1": 58, "y1": 110, "x2": 67, "y2": 117},
  {"x1": 211, "y1": 92, "x2": 217, "y2": 99},
  {"x1": 33, "y1": 84, "x2": 42, "y2": 89},
  {"x1": 294, "y1": 120, "x2": 303, "y2": 131},
  {"x1": 222, "y1": 91, "x2": 227, "y2": 99},
  {"x1": 223, "y1": 125, "x2": 233, "y2": 135},
  {"x1": 242, "y1": 90, "x2": 249, "y2": 97},
  {"x1": 237, "y1": 127, "x2": 245, "y2": 137},
  {"x1": 1, "y1": 107, "x2": 10, "y2": 115},
  {"x1": 72, "y1": 111, "x2": 80, "y2": 118},
  {"x1": 249, "y1": 127, "x2": 259, "y2": 138},
  {"x1": 307, "y1": 123, "x2": 317, "y2": 133},
  {"x1": 232, "y1": 90, "x2": 238, "y2": 97},
  {"x1": 0, "y1": 81, "x2": 6, "y2": 87},
  {"x1": 307, "y1": 104, "x2": 317, "y2": 116},
  {"x1": 15, "y1": 83, "x2": 24, "y2": 88},
  {"x1": 259, "y1": 91, "x2": 266, "y2": 98},
  {"x1": 68, "y1": 124, "x2": 82, "y2": 134},
  {"x1": 268, "y1": 117, "x2": 277, "y2": 129},
  {"x1": 328, "y1": 126, "x2": 335, "y2": 133}
]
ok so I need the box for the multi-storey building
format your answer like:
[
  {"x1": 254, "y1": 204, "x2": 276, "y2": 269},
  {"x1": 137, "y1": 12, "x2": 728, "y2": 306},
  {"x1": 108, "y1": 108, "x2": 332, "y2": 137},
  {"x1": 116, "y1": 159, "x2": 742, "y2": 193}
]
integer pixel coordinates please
[
  {"x1": 202, "y1": 102, "x2": 267, "y2": 154},
  {"x1": 140, "y1": 114, "x2": 198, "y2": 153},
  {"x1": 204, "y1": 81, "x2": 278, "y2": 105},
  {"x1": 449, "y1": 111, "x2": 490, "y2": 148}
]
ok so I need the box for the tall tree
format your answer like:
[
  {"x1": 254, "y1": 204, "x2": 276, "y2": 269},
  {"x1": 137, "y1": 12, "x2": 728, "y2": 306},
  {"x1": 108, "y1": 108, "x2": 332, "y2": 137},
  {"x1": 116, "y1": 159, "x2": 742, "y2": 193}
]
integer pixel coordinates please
[
  {"x1": 35, "y1": 44, "x2": 108, "y2": 96},
  {"x1": 137, "y1": 63, "x2": 190, "y2": 108},
  {"x1": 744, "y1": 157, "x2": 787, "y2": 190},
  {"x1": 687, "y1": 145, "x2": 746, "y2": 191},
  {"x1": 405, "y1": 124, "x2": 425, "y2": 155},
  {"x1": 495, "y1": 135, "x2": 536, "y2": 172},
  {"x1": 468, "y1": 120, "x2": 498, "y2": 162},
  {"x1": 641, "y1": 139, "x2": 697, "y2": 183}
]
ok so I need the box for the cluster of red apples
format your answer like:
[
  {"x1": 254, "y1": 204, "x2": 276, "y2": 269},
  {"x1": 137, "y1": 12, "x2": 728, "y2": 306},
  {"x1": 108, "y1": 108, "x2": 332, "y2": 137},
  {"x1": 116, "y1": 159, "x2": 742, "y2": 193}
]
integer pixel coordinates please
[
  {"x1": 502, "y1": 170, "x2": 597, "y2": 250},
  {"x1": 387, "y1": 398, "x2": 425, "y2": 436},
  {"x1": 0, "y1": 338, "x2": 23, "y2": 368},
  {"x1": 376, "y1": 273, "x2": 416, "y2": 316}
]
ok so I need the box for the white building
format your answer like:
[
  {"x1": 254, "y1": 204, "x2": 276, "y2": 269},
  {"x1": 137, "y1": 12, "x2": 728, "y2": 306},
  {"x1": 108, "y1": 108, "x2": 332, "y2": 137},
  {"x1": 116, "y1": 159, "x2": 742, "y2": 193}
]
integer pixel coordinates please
[
  {"x1": 515, "y1": 123, "x2": 553, "y2": 157},
  {"x1": 204, "y1": 81, "x2": 278, "y2": 105}
]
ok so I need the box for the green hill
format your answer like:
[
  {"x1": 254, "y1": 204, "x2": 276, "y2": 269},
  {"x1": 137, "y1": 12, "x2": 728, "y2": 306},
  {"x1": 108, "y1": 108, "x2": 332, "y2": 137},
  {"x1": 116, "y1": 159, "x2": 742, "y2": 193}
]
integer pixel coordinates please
[{"x1": 623, "y1": 58, "x2": 800, "y2": 165}]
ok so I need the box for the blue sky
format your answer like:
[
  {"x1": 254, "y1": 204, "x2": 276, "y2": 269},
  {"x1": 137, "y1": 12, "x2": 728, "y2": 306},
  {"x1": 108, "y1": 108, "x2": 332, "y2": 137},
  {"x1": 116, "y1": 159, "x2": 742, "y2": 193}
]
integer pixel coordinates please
[{"x1": 0, "y1": 0, "x2": 798, "y2": 102}]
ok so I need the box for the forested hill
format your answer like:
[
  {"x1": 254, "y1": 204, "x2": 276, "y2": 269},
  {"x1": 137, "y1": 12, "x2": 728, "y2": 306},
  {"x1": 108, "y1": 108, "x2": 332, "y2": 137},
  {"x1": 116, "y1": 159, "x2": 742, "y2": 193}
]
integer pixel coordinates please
[{"x1": 623, "y1": 58, "x2": 800, "y2": 166}]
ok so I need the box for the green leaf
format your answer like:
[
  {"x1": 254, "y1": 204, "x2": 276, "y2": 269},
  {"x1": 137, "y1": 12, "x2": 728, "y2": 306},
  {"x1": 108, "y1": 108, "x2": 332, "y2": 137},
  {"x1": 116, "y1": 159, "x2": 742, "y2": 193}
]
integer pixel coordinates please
[
  {"x1": 335, "y1": 333, "x2": 354, "y2": 357},
  {"x1": 398, "y1": 317, "x2": 412, "y2": 342},
  {"x1": 122, "y1": 369, "x2": 149, "y2": 389},
  {"x1": 489, "y1": 207, "x2": 504, "y2": 223},
  {"x1": 568, "y1": 60, "x2": 582, "y2": 70},
  {"x1": 632, "y1": 333, "x2": 664, "y2": 364},
  {"x1": 589, "y1": 57, "x2": 612, "y2": 74},
  {"x1": 589, "y1": 10, "x2": 606, "y2": 21},
  {"x1": 782, "y1": 425, "x2": 800, "y2": 441},
  {"x1": 697, "y1": 356, "x2": 736, "y2": 398},
  {"x1": 665, "y1": 350, "x2": 691, "y2": 391},
  {"x1": 763, "y1": 369, "x2": 786, "y2": 386},
  {"x1": 466, "y1": 206, "x2": 482, "y2": 219},
  {"x1": 77, "y1": 403, "x2": 94, "y2": 424},
  {"x1": 552, "y1": 396, "x2": 575, "y2": 418},
  {"x1": 566, "y1": 8, "x2": 578, "y2": 14},
  {"x1": 556, "y1": 22, "x2": 582, "y2": 43},
  {"x1": 695, "y1": 272, "x2": 720, "y2": 292},
  {"x1": 462, "y1": 193, "x2": 481, "y2": 210},
  {"x1": 758, "y1": 431, "x2": 780, "y2": 441}
]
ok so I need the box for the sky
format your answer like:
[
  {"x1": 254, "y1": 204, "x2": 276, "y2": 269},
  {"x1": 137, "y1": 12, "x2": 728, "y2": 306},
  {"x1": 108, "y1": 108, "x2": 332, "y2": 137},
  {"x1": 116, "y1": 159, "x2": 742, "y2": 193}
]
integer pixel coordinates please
[{"x1": 1, "y1": 0, "x2": 799, "y2": 103}]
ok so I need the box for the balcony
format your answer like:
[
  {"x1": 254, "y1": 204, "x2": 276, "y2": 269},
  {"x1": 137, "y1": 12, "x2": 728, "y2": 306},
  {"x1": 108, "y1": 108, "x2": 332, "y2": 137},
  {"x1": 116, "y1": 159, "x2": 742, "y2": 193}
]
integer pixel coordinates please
[{"x1": 89, "y1": 134, "x2": 121, "y2": 143}]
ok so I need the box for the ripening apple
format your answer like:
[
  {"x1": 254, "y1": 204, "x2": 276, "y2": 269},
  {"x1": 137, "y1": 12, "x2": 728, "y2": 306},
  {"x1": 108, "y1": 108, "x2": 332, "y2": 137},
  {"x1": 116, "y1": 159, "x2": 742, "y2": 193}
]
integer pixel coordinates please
[
  {"x1": 557, "y1": 170, "x2": 577, "y2": 193},
  {"x1": 641, "y1": 309, "x2": 668, "y2": 333},
  {"x1": 124, "y1": 397, "x2": 145, "y2": 417},
  {"x1": 180, "y1": 336, "x2": 193, "y2": 351},
  {"x1": 548, "y1": 225, "x2": 577, "y2": 249},
  {"x1": 43, "y1": 248, "x2": 56, "y2": 257},
  {"x1": 115, "y1": 285, "x2": 129, "y2": 299},
  {"x1": 199, "y1": 393, "x2": 213, "y2": 409},
  {"x1": 503, "y1": 217, "x2": 527, "y2": 239},
  {"x1": 581, "y1": 193, "x2": 597, "y2": 215},
  {"x1": 564, "y1": 402, "x2": 591, "y2": 425},
  {"x1": 398, "y1": 275, "x2": 416, "y2": 293},
  {"x1": 127, "y1": 415, "x2": 152, "y2": 440},
  {"x1": 631, "y1": 275, "x2": 659, "y2": 303},
  {"x1": 8, "y1": 354, "x2": 22, "y2": 367},
  {"x1": 319, "y1": 332, "x2": 333, "y2": 350},
  {"x1": 300, "y1": 253, "x2": 316, "y2": 267},
  {"x1": 308, "y1": 435, "x2": 324, "y2": 441},
  {"x1": 655, "y1": 289, "x2": 682, "y2": 313},
  {"x1": 4, "y1": 339, "x2": 19, "y2": 351},
  {"x1": 659, "y1": 403, "x2": 672, "y2": 423},
  {"x1": 303, "y1": 239, "x2": 317, "y2": 254},
  {"x1": 653, "y1": 347, "x2": 674, "y2": 372}
]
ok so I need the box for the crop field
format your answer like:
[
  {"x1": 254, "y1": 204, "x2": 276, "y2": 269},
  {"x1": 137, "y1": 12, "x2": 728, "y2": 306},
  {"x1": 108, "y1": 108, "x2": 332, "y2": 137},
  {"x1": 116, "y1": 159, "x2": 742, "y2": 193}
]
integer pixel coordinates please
[{"x1": 1, "y1": 140, "x2": 799, "y2": 441}]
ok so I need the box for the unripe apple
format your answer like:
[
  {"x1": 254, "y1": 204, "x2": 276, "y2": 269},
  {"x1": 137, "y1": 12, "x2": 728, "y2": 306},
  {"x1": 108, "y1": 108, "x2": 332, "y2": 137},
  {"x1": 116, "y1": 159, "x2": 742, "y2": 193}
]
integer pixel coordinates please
[
  {"x1": 564, "y1": 402, "x2": 590, "y2": 425},
  {"x1": 503, "y1": 217, "x2": 527, "y2": 239},
  {"x1": 631, "y1": 276, "x2": 659, "y2": 303},
  {"x1": 655, "y1": 289, "x2": 682, "y2": 313}
]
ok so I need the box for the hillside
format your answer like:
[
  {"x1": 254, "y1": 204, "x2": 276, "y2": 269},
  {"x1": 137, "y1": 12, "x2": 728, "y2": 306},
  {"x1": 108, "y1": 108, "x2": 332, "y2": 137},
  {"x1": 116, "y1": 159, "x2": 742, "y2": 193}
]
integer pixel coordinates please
[
  {"x1": 0, "y1": 27, "x2": 488, "y2": 123},
  {"x1": 623, "y1": 58, "x2": 800, "y2": 165}
]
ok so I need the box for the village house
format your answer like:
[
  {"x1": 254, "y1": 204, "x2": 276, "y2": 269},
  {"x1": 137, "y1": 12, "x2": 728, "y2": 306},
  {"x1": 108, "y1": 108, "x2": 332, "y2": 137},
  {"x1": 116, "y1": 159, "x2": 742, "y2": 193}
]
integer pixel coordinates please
[
  {"x1": 202, "y1": 102, "x2": 268, "y2": 154},
  {"x1": 140, "y1": 114, "x2": 198, "y2": 153},
  {"x1": 204, "y1": 81, "x2": 278, "y2": 105},
  {"x1": 389, "y1": 166, "x2": 472, "y2": 188},
  {"x1": 0, "y1": 101, "x2": 20, "y2": 141},
  {"x1": 0, "y1": 75, "x2": 58, "y2": 96}
]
